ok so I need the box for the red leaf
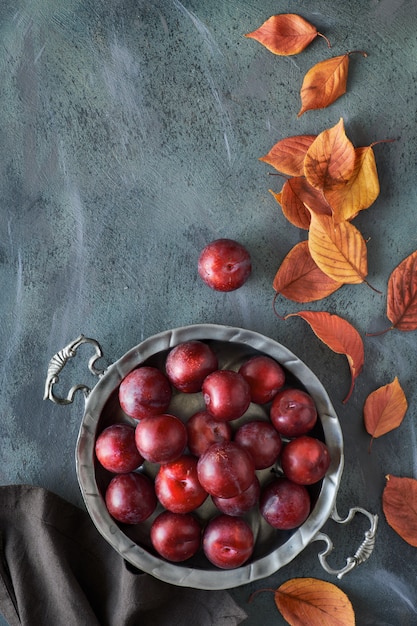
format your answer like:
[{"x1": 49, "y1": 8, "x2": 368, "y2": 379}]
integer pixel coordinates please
[
  {"x1": 383, "y1": 475, "x2": 417, "y2": 547},
  {"x1": 284, "y1": 310, "x2": 364, "y2": 403},
  {"x1": 260, "y1": 135, "x2": 316, "y2": 177},
  {"x1": 273, "y1": 241, "x2": 342, "y2": 302}
]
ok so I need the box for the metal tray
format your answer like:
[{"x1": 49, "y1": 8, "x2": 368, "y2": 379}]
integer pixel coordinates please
[{"x1": 44, "y1": 324, "x2": 377, "y2": 590}]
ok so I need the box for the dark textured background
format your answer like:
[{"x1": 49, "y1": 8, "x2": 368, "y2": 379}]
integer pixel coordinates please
[{"x1": 1, "y1": 1, "x2": 416, "y2": 623}]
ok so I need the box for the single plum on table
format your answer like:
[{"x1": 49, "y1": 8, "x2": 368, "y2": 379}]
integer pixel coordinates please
[{"x1": 198, "y1": 238, "x2": 251, "y2": 292}]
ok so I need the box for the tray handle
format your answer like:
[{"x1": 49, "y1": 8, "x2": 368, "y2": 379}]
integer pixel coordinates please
[
  {"x1": 312, "y1": 505, "x2": 378, "y2": 579},
  {"x1": 44, "y1": 335, "x2": 104, "y2": 405}
]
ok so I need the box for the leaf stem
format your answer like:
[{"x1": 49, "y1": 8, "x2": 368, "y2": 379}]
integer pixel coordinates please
[
  {"x1": 342, "y1": 378, "x2": 355, "y2": 404},
  {"x1": 272, "y1": 292, "x2": 286, "y2": 320},
  {"x1": 248, "y1": 588, "x2": 275, "y2": 603},
  {"x1": 364, "y1": 279, "x2": 382, "y2": 294},
  {"x1": 365, "y1": 326, "x2": 393, "y2": 337},
  {"x1": 347, "y1": 50, "x2": 368, "y2": 58},
  {"x1": 370, "y1": 138, "x2": 397, "y2": 148},
  {"x1": 317, "y1": 32, "x2": 332, "y2": 48}
]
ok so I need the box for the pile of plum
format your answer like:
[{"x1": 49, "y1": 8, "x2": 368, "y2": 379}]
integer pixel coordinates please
[{"x1": 94, "y1": 340, "x2": 331, "y2": 570}]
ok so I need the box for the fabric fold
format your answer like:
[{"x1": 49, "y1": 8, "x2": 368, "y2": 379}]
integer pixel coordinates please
[{"x1": 0, "y1": 485, "x2": 247, "y2": 626}]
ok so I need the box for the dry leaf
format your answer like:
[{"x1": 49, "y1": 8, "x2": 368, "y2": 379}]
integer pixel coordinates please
[
  {"x1": 304, "y1": 119, "x2": 356, "y2": 192},
  {"x1": 271, "y1": 177, "x2": 332, "y2": 230},
  {"x1": 308, "y1": 212, "x2": 368, "y2": 285},
  {"x1": 298, "y1": 51, "x2": 367, "y2": 116},
  {"x1": 260, "y1": 135, "x2": 317, "y2": 177},
  {"x1": 383, "y1": 475, "x2": 417, "y2": 547},
  {"x1": 274, "y1": 577, "x2": 355, "y2": 626},
  {"x1": 364, "y1": 377, "x2": 408, "y2": 447},
  {"x1": 326, "y1": 145, "x2": 380, "y2": 223},
  {"x1": 284, "y1": 310, "x2": 364, "y2": 403},
  {"x1": 387, "y1": 249, "x2": 417, "y2": 331},
  {"x1": 273, "y1": 241, "x2": 342, "y2": 302},
  {"x1": 245, "y1": 14, "x2": 330, "y2": 56}
]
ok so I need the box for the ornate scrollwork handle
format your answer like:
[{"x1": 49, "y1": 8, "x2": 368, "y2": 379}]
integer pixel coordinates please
[
  {"x1": 44, "y1": 335, "x2": 104, "y2": 405},
  {"x1": 313, "y1": 505, "x2": 378, "y2": 579}
]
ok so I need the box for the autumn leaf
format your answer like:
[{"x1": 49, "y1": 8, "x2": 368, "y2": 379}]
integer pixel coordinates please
[
  {"x1": 271, "y1": 177, "x2": 332, "y2": 230},
  {"x1": 326, "y1": 145, "x2": 380, "y2": 223},
  {"x1": 383, "y1": 475, "x2": 417, "y2": 547},
  {"x1": 284, "y1": 310, "x2": 364, "y2": 403},
  {"x1": 274, "y1": 578, "x2": 355, "y2": 626},
  {"x1": 298, "y1": 51, "x2": 367, "y2": 117},
  {"x1": 245, "y1": 14, "x2": 330, "y2": 56},
  {"x1": 308, "y1": 212, "x2": 368, "y2": 285},
  {"x1": 260, "y1": 135, "x2": 317, "y2": 177},
  {"x1": 273, "y1": 241, "x2": 342, "y2": 302},
  {"x1": 364, "y1": 377, "x2": 408, "y2": 449},
  {"x1": 304, "y1": 119, "x2": 356, "y2": 193},
  {"x1": 387, "y1": 249, "x2": 417, "y2": 331}
]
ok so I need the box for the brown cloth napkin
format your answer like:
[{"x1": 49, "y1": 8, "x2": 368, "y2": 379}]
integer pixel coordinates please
[{"x1": 0, "y1": 485, "x2": 247, "y2": 626}]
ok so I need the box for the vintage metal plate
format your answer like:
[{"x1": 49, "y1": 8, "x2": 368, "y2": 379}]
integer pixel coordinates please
[{"x1": 76, "y1": 324, "x2": 343, "y2": 590}]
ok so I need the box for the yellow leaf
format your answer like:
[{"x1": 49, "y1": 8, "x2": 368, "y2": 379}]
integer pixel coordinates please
[
  {"x1": 308, "y1": 212, "x2": 368, "y2": 284},
  {"x1": 326, "y1": 145, "x2": 380, "y2": 223}
]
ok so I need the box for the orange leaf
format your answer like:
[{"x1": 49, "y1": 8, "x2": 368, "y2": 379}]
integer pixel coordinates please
[
  {"x1": 387, "y1": 249, "x2": 417, "y2": 331},
  {"x1": 308, "y1": 212, "x2": 368, "y2": 285},
  {"x1": 273, "y1": 241, "x2": 342, "y2": 302},
  {"x1": 245, "y1": 14, "x2": 330, "y2": 56},
  {"x1": 271, "y1": 177, "x2": 332, "y2": 230},
  {"x1": 260, "y1": 135, "x2": 316, "y2": 177},
  {"x1": 298, "y1": 51, "x2": 366, "y2": 116},
  {"x1": 364, "y1": 377, "x2": 408, "y2": 447},
  {"x1": 383, "y1": 475, "x2": 417, "y2": 547},
  {"x1": 284, "y1": 310, "x2": 364, "y2": 403},
  {"x1": 304, "y1": 119, "x2": 356, "y2": 192},
  {"x1": 274, "y1": 577, "x2": 355, "y2": 626},
  {"x1": 326, "y1": 145, "x2": 380, "y2": 223},
  {"x1": 298, "y1": 54, "x2": 350, "y2": 116}
]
